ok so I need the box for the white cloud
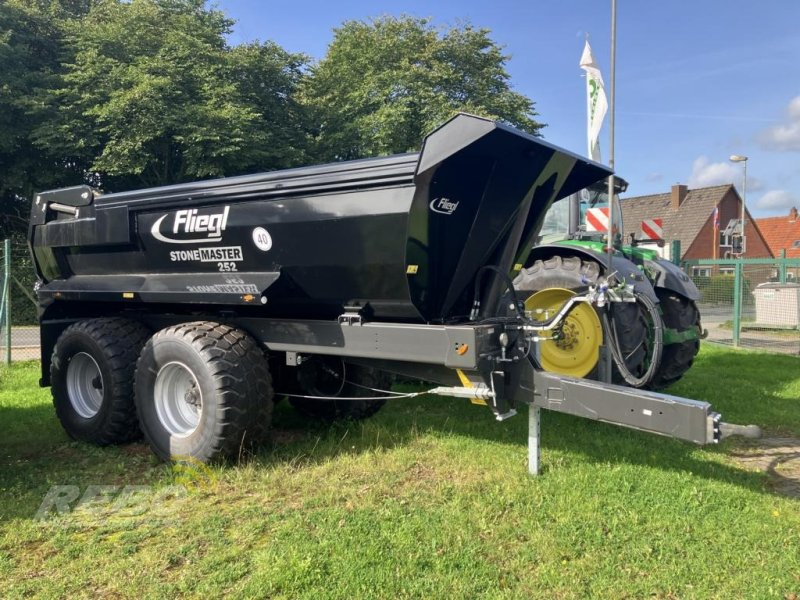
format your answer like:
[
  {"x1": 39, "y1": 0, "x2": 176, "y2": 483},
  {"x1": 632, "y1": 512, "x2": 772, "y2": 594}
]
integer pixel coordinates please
[
  {"x1": 791, "y1": 96, "x2": 800, "y2": 117},
  {"x1": 754, "y1": 190, "x2": 798, "y2": 211},
  {"x1": 687, "y1": 156, "x2": 763, "y2": 191},
  {"x1": 645, "y1": 172, "x2": 663, "y2": 183},
  {"x1": 758, "y1": 95, "x2": 800, "y2": 152},
  {"x1": 688, "y1": 156, "x2": 740, "y2": 187}
]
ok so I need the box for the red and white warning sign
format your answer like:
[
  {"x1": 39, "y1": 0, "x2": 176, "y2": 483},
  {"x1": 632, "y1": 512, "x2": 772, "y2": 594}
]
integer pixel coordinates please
[
  {"x1": 640, "y1": 218, "x2": 663, "y2": 240},
  {"x1": 585, "y1": 207, "x2": 609, "y2": 232}
]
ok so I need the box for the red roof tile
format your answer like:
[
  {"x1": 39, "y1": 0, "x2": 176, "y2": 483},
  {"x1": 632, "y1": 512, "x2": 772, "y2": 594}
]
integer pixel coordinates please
[{"x1": 755, "y1": 210, "x2": 800, "y2": 258}]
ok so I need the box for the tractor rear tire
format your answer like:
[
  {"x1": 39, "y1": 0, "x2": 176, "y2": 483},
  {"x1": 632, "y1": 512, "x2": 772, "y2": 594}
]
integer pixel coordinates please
[
  {"x1": 290, "y1": 357, "x2": 390, "y2": 421},
  {"x1": 648, "y1": 290, "x2": 701, "y2": 390},
  {"x1": 51, "y1": 318, "x2": 150, "y2": 445},
  {"x1": 513, "y1": 255, "x2": 648, "y2": 381},
  {"x1": 134, "y1": 322, "x2": 273, "y2": 462}
]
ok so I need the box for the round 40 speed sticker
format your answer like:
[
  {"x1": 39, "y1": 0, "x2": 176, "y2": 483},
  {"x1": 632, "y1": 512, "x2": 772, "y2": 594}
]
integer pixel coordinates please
[{"x1": 252, "y1": 227, "x2": 273, "y2": 252}]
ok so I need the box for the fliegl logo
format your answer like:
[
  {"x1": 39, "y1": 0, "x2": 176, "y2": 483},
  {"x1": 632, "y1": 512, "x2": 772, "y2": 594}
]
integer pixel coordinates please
[
  {"x1": 429, "y1": 196, "x2": 459, "y2": 215},
  {"x1": 151, "y1": 206, "x2": 230, "y2": 244}
]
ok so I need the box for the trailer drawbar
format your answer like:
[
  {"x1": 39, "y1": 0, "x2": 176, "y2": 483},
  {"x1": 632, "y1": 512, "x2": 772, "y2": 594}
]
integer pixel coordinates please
[{"x1": 28, "y1": 113, "x2": 759, "y2": 472}]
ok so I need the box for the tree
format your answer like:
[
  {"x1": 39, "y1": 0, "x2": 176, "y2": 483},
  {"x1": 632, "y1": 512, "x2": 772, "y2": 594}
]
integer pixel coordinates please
[
  {"x1": 34, "y1": 0, "x2": 310, "y2": 190},
  {"x1": 224, "y1": 41, "x2": 310, "y2": 174},
  {"x1": 0, "y1": 0, "x2": 89, "y2": 234},
  {"x1": 302, "y1": 16, "x2": 544, "y2": 161}
]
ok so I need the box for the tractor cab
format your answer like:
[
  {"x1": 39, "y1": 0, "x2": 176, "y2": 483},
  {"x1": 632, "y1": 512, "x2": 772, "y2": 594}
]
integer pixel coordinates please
[{"x1": 538, "y1": 177, "x2": 627, "y2": 245}]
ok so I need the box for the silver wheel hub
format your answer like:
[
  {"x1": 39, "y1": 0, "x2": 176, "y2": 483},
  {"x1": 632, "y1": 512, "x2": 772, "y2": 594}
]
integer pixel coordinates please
[
  {"x1": 154, "y1": 361, "x2": 202, "y2": 437},
  {"x1": 66, "y1": 352, "x2": 104, "y2": 419}
]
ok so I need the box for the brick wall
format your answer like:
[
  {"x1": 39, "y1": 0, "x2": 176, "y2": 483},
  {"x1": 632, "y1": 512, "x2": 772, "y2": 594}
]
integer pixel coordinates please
[{"x1": 683, "y1": 188, "x2": 772, "y2": 261}]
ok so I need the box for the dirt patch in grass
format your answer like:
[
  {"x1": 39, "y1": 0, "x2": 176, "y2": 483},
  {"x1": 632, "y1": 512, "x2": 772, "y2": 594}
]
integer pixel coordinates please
[
  {"x1": 270, "y1": 428, "x2": 309, "y2": 446},
  {"x1": 729, "y1": 437, "x2": 800, "y2": 498},
  {"x1": 120, "y1": 443, "x2": 155, "y2": 459},
  {"x1": 404, "y1": 460, "x2": 436, "y2": 483}
]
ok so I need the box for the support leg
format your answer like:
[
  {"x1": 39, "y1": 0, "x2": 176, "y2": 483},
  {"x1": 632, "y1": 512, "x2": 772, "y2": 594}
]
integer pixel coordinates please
[{"x1": 528, "y1": 405, "x2": 541, "y2": 476}]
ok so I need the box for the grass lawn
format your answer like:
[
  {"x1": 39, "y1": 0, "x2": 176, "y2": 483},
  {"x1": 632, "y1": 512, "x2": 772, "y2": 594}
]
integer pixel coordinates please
[{"x1": 1, "y1": 344, "x2": 799, "y2": 598}]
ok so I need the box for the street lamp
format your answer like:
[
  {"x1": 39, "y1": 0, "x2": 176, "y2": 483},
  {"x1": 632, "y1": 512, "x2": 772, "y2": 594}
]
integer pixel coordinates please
[{"x1": 729, "y1": 154, "x2": 748, "y2": 256}]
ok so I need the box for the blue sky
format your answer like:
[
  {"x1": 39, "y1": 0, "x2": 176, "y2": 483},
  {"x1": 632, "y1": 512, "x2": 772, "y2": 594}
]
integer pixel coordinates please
[{"x1": 220, "y1": 0, "x2": 800, "y2": 217}]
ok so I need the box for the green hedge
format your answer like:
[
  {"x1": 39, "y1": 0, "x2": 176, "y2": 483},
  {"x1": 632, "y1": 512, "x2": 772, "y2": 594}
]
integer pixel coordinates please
[{"x1": 692, "y1": 274, "x2": 754, "y2": 305}]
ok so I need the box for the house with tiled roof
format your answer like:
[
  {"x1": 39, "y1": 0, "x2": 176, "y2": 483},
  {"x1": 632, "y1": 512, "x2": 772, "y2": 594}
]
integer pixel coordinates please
[
  {"x1": 756, "y1": 207, "x2": 800, "y2": 259},
  {"x1": 755, "y1": 207, "x2": 800, "y2": 280},
  {"x1": 620, "y1": 184, "x2": 773, "y2": 276}
]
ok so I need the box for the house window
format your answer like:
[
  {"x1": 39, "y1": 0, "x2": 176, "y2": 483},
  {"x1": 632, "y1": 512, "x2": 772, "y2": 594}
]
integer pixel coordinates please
[
  {"x1": 792, "y1": 240, "x2": 800, "y2": 248},
  {"x1": 788, "y1": 272, "x2": 796, "y2": 281},
  {"x1": 719, "y1": 267, "x2": 734, "y2": 275},
  {"x1": 692, "y1": 267, "x2": 711, "y2": 277}
]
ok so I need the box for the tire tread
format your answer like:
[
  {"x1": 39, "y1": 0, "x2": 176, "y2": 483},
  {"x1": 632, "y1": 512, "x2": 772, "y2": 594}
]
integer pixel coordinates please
[
  {"x1": 51, "y1": 318, "x2": 150, "y2": 445},
  {"x1": 135, "y1": 321, "x2": 273, "y2": 461},
  {"x1": 649, "y1": 290, "x2": 701, "y2": 390},
  {"x1": 290, "y1": 364, "x2": 390, "y2": 422}
]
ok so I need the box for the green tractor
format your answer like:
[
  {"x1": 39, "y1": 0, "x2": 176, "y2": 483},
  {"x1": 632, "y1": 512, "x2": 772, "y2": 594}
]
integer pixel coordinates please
[{"x1": 513, "y1": 178, "x2": 702, "y2": 390}]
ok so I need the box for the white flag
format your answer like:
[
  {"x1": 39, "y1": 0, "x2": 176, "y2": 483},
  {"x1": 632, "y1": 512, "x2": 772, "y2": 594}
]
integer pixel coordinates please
[{"x1": 580, "y1": 40, "x2": 608, "y2": 163}]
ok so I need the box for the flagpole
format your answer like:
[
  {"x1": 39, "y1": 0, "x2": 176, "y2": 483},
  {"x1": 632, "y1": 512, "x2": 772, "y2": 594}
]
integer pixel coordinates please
[
  {"x1": 712, "y1": 205, "x2": 717, "y2": 261},
  {"x1": 607, "y1": 0, "x2": 617, "y2": 261},
  {"x1": 585, "y1": 32, "x2": 592, "y2": 158}
]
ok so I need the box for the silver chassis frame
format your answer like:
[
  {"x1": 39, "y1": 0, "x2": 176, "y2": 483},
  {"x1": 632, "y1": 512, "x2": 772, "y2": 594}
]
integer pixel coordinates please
[{"x1": 233, "y1": 317, "x2": 722, "y2": 448}]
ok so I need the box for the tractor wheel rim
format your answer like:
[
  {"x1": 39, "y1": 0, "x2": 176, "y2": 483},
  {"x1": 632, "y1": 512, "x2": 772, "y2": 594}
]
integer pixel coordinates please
[
  {"x1": 525, "y1": 288, "x2": 603, "y2": 378},
  {"x1": 66, "y1": 352, "x2": 104, "y2": 419},
  {"x1": 154, "y1": 361, "x2": 202, "y2": 437}
]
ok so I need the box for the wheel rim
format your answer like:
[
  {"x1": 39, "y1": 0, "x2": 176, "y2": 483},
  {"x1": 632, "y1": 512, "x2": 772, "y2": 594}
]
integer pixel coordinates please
[
  {"x1": 525, "y1": 288, "x2": 603, "y2": 378},
  {"x1": 66, "y1": 352, "x2": 104, "y2": 419},
  {"x1": 154, "y1": 361, "x2": 202, "y2": 437}
]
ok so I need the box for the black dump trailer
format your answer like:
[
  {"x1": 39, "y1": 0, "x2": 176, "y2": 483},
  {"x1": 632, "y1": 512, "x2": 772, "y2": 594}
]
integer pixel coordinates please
[{"x1": 28, "y1": 114, "x2": 758, "y2": 468}]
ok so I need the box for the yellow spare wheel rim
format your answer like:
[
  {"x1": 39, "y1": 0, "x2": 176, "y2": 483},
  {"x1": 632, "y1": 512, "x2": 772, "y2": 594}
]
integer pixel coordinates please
[{"x1": 524, "y1": 288, "x2": 602, "y2": 378}]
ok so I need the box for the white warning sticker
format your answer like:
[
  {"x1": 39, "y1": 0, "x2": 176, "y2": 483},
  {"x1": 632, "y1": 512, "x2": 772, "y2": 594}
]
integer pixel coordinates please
[{"x1": 186, "y1": 283, "x2": 260, "y2": 294}]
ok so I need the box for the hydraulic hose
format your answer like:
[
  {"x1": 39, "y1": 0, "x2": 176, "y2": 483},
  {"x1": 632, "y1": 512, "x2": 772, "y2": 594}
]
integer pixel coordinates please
[{"x1": 471, "y1": 265, "x2": 524, "y2": 320}]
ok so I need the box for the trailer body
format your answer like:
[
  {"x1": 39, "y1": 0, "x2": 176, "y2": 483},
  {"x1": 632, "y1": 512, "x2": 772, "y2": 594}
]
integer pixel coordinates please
[{"x1": 31, "y1": 116, "x2": 605, "y2": 325}]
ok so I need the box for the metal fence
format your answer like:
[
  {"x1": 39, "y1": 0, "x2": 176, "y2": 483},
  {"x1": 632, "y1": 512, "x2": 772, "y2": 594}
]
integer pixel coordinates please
[
  {"x1": 685, "y1": 257, "x2": 800, "y2": 355},
  {"x1": 1, "y1": 238, "x2": 40, "y2": 363}
]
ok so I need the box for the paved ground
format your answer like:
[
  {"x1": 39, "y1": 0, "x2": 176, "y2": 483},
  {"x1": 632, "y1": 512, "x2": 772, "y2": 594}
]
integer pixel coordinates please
[
  {"x1": 699, "y1": 304, "x2": 800, "y2": 355},
  {"x1": 0, "y1": 326, "x2": 40, "y2": 362},
  {"x1": 6, "y1": 326, "x2": 39, "y2": 346},
  {"x1": 730, "y1": 437, "x2": 800, "y2": 498}
]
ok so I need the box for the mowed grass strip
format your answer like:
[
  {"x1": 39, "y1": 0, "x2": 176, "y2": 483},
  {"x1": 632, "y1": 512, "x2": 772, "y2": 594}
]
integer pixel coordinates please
[{"x1": 1, "y1": 345, "x2": 799, "y2": 599}]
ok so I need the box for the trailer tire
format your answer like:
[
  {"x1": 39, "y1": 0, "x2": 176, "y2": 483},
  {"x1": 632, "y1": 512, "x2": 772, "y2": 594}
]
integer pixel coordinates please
[
  {"x1": 513, "y1": 255, "x2": 648, "y2": 381},
  {"x1": 290, "y1": 358, "x2": 389, "y2": 421},
  {"x1": 649, "y1": 290, "x2": 701, "y2": 389},
  {"x1": 51, "y1": 318, "x2": 150, "y2": 445},
  {"x1": 134, "y1": 322, "x2": 273, "y2": 462}
]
